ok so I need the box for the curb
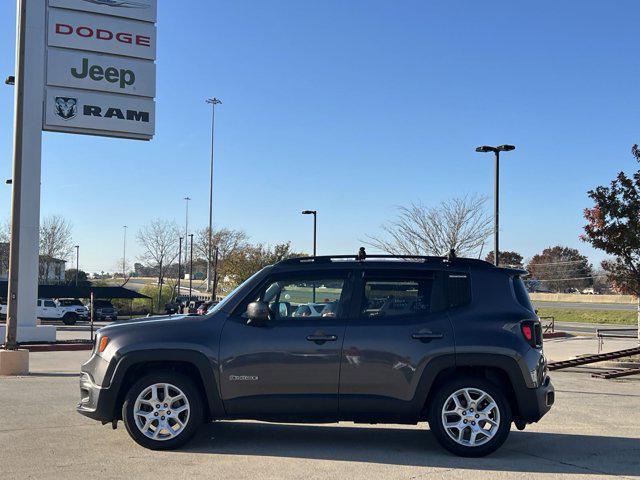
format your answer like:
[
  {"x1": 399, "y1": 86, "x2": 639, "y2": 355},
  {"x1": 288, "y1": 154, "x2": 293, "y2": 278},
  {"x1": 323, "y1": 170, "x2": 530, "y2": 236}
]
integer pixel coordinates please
[
  {"x1": 18, "y1": 343, "x2": 93, "y2": 352},
  {"x1": 544, "y1": 331, "x2": 569, "y2": 339}
]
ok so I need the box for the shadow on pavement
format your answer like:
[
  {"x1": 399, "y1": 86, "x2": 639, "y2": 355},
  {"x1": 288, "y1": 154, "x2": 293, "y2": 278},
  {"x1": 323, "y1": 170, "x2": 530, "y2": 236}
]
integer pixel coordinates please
[{"x1": 182, "y1": 422, "x2": 640, "y2": 476}]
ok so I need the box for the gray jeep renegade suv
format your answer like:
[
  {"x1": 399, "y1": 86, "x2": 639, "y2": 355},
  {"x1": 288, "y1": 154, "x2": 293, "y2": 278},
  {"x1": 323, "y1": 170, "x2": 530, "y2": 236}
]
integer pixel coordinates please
[{"x1": 77, "y1": 252, "x2": 554, "y2": 457}]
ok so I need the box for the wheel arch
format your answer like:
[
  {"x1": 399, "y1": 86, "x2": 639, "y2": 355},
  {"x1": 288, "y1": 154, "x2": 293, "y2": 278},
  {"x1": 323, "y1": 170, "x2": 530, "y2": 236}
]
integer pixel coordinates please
[
  {"x1": 420, "y1": 353, "x2": 528, "y2": 421},
  {"x1": 110, "y1": 349, "x2": 224, "y2": 422}
]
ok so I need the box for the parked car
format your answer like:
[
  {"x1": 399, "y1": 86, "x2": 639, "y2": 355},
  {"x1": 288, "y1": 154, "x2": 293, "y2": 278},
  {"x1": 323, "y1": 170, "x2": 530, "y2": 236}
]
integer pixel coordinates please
[
  {"x1": 165, "y1": 296, "x2": 190, "y2": 314},
  {"x1": 56, "y1": 299, "x2": 89, "y2": 320},
  {"x1": 185, "y1": 300, "x2": 203, "y2": 314},
  {"x1": 78, "y1": 252, "x2": 553, "y2": 456},
  {"x1": 196, "y1": 301, "x2": 214, "y2": 315},
  {"x1": 1, "y1": 298, "x2": 86, "y2": 325},
  {"x1": 91, "y1": 300, "x2": 118, "y2": 321}
]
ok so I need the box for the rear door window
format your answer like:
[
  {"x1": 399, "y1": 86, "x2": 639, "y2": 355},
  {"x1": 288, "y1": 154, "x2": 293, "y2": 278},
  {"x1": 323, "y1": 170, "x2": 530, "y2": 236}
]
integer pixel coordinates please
[{"x1": 360, "y1": 271, "x2": 445, "y2": 318}]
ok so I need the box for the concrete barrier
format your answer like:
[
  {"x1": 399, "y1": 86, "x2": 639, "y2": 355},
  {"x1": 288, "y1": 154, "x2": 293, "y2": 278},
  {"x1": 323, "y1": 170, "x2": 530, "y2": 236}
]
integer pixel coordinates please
[{"x1": 530, "y1": 292, "x2": 636, "y2": 304}]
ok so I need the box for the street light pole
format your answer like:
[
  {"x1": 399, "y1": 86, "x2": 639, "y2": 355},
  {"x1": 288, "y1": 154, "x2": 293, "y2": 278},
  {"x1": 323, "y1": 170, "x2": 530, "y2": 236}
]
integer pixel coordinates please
[
  {"x1": 475, "y1": 144, "x2": 515, "y2": 267},
  {"x1": 302, "y1": 210, "x2": 317, "y2": 302},
  {"x1": 177, "y1": 236, "x2": 182, "y2": 299},
  {"x1": 183, "y1": 196, "x2": 191, "y2": 270},
  {"x1": 188, "y1": 234, "x2": 194, "y2": 304},
  {"x1": 74, "y1": 245, "x2": 79, "y2": 286},
  {"x1": 122, "y1": 225, "x2": 127, "y2": 280},
  {"x1": 205, "y1": 97, "x2": 221, "y2": 294},
  {"x1": 301, "y1": 210, "x2": 317, "y2": 256}
]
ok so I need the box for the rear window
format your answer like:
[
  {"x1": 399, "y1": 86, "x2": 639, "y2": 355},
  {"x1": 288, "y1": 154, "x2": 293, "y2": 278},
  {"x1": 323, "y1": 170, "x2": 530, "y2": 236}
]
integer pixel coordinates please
[{"x1": 513, "y1": 276, "x2": 534, "y2": 312}]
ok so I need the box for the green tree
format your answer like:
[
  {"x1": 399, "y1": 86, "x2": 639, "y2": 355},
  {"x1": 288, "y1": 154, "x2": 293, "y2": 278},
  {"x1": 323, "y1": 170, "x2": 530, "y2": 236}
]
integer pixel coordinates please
[
  {"x1": 582, "y1": 145, "x2": 640, "y2": 339},
  {"x1": 223, "y1": 242, "x2": 305, "y2": 291},
  {"x1": 527, "y1": 246, "x2": 593, "y2": 293},
  {"x1": 484, "y1": 250, "x2": 524, "y2": 267},
  {"x1": 65, "y1": 269, "x2": 88, "y2": 285}
]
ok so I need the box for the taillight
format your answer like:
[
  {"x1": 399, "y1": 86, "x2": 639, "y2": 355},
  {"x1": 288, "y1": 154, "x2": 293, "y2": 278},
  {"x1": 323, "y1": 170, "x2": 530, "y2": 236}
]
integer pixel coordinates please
[
  {"x1": 522, "y1": 324, "x2": 533, "y2": 342},
  {"x1": 521, "y1": 321, "x2": 542, "y2": 348}
]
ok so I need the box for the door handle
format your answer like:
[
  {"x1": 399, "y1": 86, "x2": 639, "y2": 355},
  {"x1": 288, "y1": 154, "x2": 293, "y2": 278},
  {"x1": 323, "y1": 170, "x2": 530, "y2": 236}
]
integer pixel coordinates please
[
  {"x1": 306, "y1": 334, "x2": 338, "y2": 344},
  {"x1": 411, "y1": 332, "x2": 444, "y2": 342}
]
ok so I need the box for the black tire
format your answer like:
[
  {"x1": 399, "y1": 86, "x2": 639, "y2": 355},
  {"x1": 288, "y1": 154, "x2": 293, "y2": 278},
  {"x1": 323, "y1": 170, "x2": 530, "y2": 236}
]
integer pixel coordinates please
[
  {"x1": 122, "y1": 371, "x2": 204, "y2": 450},
  {"x1": 62, "y1": 312, "x2": 78, "y2": 325},
  {"x1": 428, "y1": 377, "x2": 512, "y2": 457}
]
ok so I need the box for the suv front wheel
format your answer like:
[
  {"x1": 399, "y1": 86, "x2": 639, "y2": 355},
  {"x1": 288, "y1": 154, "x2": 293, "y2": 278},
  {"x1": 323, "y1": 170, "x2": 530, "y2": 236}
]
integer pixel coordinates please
[
  {"x1": 122, "y1": 371, "x2": 204, "y2": 450},
  {"x1": 428, "y1": 377, "x2": 512, "y2": 457}
]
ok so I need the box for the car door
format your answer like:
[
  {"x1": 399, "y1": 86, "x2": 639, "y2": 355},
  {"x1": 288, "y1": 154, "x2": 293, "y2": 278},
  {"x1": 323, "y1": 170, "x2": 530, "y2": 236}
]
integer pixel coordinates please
[
  {"x1": 219, "y1": 270, "x2": 354, "y2": 422},
  {"x1": 42, "y1": 299, "x2": 59, "y2": 319},
  {"x1": 339, "y1": 268, "x2": 455, "y2": 422}
]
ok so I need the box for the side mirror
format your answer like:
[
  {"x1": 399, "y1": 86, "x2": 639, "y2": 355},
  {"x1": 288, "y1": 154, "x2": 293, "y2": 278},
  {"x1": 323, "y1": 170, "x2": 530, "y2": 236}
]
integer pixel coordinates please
[{"x1": 246, "y1": 301, "x2": 270, "y2": 325}]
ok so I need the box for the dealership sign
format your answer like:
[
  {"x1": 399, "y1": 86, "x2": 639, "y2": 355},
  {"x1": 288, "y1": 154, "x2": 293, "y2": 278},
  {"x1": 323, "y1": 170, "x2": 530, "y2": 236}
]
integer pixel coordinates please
[
  {"x1": 48, "y1": 8, "x2": 156, "y2": 60},
  {"x1": 43, "y1": 0, "x2": 157, "y2": 140},
  {"x1": 49, "y1": 0, "x2": 157, "y2": 23},
  {"x1": 45, "y1": 87, "x2": 155, "y2": 139},
  {"x1": 47, "y1": 48, "x2": 156, "y2": 97}
]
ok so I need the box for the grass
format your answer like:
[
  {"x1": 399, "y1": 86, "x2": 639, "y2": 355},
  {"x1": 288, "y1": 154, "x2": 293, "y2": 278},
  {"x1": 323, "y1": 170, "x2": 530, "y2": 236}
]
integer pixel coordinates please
[{"x1": 537, "y1": 307, "x2": 636, "y2": 325}]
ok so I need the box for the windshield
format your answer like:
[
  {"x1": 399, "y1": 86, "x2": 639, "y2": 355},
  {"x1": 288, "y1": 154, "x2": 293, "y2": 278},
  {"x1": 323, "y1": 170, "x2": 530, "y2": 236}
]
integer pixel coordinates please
[{"x1": 208, "y1": 268, "x2": 267, "y2": 315}]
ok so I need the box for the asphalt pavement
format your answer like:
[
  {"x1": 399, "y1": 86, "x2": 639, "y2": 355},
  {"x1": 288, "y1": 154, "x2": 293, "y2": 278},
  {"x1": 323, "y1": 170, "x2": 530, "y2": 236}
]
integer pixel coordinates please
[{"x1": 1, "y1": 349, "x2": 639, "y2": 479}]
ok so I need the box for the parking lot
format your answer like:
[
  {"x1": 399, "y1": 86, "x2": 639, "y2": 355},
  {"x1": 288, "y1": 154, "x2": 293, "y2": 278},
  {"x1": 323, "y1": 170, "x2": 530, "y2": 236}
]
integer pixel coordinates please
[{"x1": 1, "y1": 345, "x2": 638, "y2": 480}]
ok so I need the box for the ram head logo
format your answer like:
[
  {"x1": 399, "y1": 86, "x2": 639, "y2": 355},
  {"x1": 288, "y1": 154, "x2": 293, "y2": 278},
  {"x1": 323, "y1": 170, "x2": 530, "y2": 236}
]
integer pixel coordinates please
[{"x1": 54, "y1": 97, "x2": 77, "y2": 121}]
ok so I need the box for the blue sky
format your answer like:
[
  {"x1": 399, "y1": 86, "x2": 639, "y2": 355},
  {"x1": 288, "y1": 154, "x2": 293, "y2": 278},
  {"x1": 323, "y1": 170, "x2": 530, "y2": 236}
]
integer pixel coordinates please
[{"x1": 0, "y1": 0, "x2": 638, "y2": 273}]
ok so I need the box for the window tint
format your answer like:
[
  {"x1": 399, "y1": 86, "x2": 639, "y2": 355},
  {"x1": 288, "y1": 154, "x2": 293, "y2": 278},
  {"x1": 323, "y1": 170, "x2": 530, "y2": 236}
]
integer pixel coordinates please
[
  {"x1": 256, "y1": 276, "x2": 346, "y2": 320},
  {"x1": 361, "y1": 277, "x2": 435, "y2": 317},
  {"x1": 44, "y1": 300, "x2": 56, "y2": 308},
  {"x1": 447, "y1": 273, "x2": 471, "y2": 309},
  {"x1": 513, "y1": 276, "x2": 534, "y2": 312}
]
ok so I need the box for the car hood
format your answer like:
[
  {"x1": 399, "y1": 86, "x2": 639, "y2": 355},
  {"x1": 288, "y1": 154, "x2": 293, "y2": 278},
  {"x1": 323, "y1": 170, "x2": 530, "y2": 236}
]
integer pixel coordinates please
[{"x1": 98, "y1": 314, "x2": 193, "y2": 332}]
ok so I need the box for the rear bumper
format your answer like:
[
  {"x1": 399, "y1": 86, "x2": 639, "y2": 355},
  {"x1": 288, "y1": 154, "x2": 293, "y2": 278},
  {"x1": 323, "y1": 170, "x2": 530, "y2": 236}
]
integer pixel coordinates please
[{"x1": 517, "y1": 375, "x2": 554, "y2": 423}]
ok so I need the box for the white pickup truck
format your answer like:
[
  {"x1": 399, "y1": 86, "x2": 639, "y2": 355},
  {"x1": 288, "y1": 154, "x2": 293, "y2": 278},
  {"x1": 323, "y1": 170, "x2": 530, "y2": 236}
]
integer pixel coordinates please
[{"x1": 0, "y1": 298, "x2": 88, "y2": 325}]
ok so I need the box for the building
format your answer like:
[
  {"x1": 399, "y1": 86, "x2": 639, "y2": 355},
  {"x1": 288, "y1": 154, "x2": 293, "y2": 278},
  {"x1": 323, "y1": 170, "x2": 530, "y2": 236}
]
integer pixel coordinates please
[{"x1": 0, "y1": 243, "x2": 66, "y2": 284}]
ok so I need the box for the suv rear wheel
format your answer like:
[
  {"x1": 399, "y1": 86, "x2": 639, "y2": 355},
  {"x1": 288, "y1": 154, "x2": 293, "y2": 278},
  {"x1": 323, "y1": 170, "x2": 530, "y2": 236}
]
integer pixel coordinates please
[
  {"x1": 428, "y1": 377, "x2": 512, "y2": 457},
  {"x1": 122, "y1": 371, "x2": 203, "y2": 450}
]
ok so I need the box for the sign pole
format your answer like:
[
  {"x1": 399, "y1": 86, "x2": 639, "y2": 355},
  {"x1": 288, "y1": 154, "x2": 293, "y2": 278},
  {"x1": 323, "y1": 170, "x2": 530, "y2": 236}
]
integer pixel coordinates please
[{"x1": 4, "y1": 0, "x2": 47, "y2": 351}]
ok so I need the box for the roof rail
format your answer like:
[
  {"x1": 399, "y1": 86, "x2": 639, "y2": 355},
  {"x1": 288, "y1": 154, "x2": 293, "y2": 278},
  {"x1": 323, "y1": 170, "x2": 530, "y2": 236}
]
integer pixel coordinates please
[{"x1": 277, "y1": 254, "x2": 492, "y2": 267}]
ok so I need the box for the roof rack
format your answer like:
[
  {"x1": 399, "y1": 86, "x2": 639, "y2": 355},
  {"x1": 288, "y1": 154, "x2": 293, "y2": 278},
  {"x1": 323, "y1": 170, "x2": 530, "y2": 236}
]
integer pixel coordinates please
[{"x1": 277, "y1": 254, "x2": 492, "y2": 267}]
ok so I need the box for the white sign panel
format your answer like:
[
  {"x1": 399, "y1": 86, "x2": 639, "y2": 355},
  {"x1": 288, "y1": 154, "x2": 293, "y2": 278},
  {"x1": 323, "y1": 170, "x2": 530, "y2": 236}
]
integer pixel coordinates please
[
  {"x1": 49, "y1": 0, "x2": 157, "y2": 23},
  {"x1": 48, "y1": 8, "x2": 156, "y2": 60},
  {"x1": 47, "y1": 48, "x2": 156, "y2": 97},
  {"x1": 44, "y1": 87, "x2": 155, "y2": 140}
]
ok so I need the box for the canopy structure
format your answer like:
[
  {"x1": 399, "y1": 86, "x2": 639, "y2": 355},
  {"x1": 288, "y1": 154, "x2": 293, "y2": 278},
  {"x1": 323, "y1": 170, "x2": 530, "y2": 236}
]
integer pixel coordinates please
[{"x1": 0, "y1": 282, "x2": 150, "y2": 300}]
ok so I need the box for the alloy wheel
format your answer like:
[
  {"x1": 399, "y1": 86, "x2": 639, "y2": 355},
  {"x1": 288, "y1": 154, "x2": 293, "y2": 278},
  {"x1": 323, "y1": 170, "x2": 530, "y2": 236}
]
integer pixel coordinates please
[
  {"x1": 441, "y1": 387, "x2": 500, "y2": 447},
  {"x1": 133, "y1": 383, "x2": 191, "y2": 441}
]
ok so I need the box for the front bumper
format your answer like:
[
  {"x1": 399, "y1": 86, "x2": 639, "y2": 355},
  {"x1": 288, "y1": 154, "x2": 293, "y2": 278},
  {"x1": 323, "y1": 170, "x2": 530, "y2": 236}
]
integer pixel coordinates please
[{"x1": 76, "y1": 355, "x2": 118, "y2": 423}]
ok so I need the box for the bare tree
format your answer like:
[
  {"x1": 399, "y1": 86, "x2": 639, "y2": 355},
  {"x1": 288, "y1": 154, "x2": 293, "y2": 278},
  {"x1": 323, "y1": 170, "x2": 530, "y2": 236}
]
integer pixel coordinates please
[
  {"x1": 39, "y1": 215, "x2": 74, "y2": 282},
  {"x1": 194, "y1": 227, "x2": 249, "y2": 290},
  {"x1": 364, "y1": 195, "x2": 493, "y2": 257},
  {"x1": 0, "y1": 219, "x2": 10, "y2": 276},
  {"x1": 137, "y1": 219, "x2": 181, "y2": 308}
]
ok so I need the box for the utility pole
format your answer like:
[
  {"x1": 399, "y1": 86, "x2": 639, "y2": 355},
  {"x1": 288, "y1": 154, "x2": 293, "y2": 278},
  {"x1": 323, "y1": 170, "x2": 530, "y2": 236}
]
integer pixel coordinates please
[{"x1": 205, "y1": 97, "x2": 221, "y2": 294}]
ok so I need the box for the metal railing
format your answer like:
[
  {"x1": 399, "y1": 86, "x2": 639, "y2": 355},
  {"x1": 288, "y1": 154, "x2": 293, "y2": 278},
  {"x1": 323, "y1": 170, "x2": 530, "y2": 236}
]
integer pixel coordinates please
[
  {"x1": 539, "y1": 316, "x2": 555, "y2": 334},
  {"x1": 596, "y1": 327, "x2": 638, "y2": 353}
]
